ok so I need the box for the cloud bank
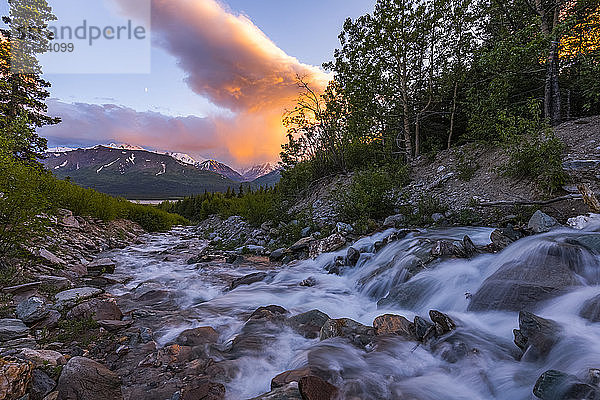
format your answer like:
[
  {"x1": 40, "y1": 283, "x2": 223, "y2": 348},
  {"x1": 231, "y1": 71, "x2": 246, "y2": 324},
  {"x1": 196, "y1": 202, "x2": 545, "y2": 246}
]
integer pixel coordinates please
[
  {"x1": 44, "y1": 0, "x2": 331, "y2": 166},
  {"x1": 40, "y1": 100, "x2": 248, "y2": 163}
]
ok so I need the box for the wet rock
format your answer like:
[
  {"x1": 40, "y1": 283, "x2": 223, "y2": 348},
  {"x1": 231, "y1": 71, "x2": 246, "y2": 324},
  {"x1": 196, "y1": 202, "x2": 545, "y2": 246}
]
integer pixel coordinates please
[
  {"x1": 566, "y1": 234, "x2": 600, "y2": 254},
  {"x1": 250, "y1": 305, "x2": 287, "y2": 321},
  {"x1": 319, "y1": 318, "x2": 375, "y2": 347},
  {"x1": 309, "y1": 234, "x2": 346, "y2": 259},
  {"x1": 429, "y1": 310, "x2": 457, "y2": 336},
  {"x1": 288, "y1": 310, "x2": 330, "y2": 339},
  {"x1": 19, "y1": 349, "x2": 66, "y2": 367},
  {"x1": 0, "y1": 319, "x2": 29, "y2": 341},
  {"x1": 55, "y1": 287, "x2": 102, "y2": 309},
  {"x1": 174, "y1": 326, "x2": 219, "y2": 347},
  {"x1": 0, "y1": 358, "x2": 33, "y2": 399},
  {"x1": 299, "y1": 277, "x2": 317, "y2": 287},
  {"x1": 373, "y1": 314, "x2": 415, "y2": 340},
  {"x1": 180, "y1": 380, "x2": 225, "y2": 400},
  {"x1": 86, "y1": 258, "x2": 116, "y2": 275},
  {"x1": 16, "y1": 297, "x2": 49, "y2": 324},
  {"x1": 580, "y1": 294, "x2": 600, "y2": 322},
  {"x1": 57, "y1": 356, "x2": 123, "y2": 400},
  {"x1": 66, "y1": 298, "x2": 122, "y2": 321},
  {"x1": 383, "y1": 214, "x2": 406, "y2": 228},
  {"x1": 528, "y1": 211, "x2": 559, "y2": 234},
  {"x1": 30, "y1": 369, "x2": 56, "y2": 400},
  {"x1": 463, "y1": 236, "x2": 478, "y2": 257},
  {"x1": 413, "y1": 316, "x2": 435, "y2": 342},
  {"x1": 270, "y1": 248, "x2": 287, "y2": 262},
  {"x1": 345, "y1": 247, "x2": 360, "y2": 266},
  {"x1": 271, "y1": 367, "x2": 313, "y2": 389},
  {"x1": 250, "y1": 383, "x2": 302, "y2": 400},
  {"x1": 377, "y1": 279, "x2": 429, "y2": 309},
  {"x1": 468, "y1": 258, "x2": 581, "y2": 312},
  {"x1": 230, "y1": 272, "x2": 268, "y2": 290},
  {"x1": 290, "y1": 237, "x2": 313, "y2": 252},
  {"x1": 430, "y1": 240, "x2": 465, "y2": 258},
  {"x1": 514, "y1": 311, "x2": 561, "y2": 360},
  {"x1": 298, "y1": 376, "x2": 339, "y2": 400},
  {"x1": 488, "y1": 226, "x2": 522, "y2": 251},
  {"x1": 533, "y1": 370, "x2": 597, "y2": 400}
]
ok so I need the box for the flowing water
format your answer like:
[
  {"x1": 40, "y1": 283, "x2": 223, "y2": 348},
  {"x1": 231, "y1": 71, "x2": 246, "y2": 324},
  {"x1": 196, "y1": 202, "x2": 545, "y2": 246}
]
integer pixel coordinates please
[{"x1": 105, "y1": 223, "x2": 600, "y2": 399}]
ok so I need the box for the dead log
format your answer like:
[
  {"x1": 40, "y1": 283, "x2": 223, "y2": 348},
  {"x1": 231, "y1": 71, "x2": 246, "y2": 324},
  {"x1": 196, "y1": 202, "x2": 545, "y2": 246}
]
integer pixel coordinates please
[{"x1": 478, "y1": 194, "x2": 582, "y2": 207}]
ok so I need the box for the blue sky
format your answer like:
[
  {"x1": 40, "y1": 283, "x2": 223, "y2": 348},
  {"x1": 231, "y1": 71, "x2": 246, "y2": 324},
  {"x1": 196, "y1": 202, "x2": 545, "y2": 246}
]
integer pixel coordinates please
[{"x1": 3, "y1": 0, "x2": 376, "y2": 167}]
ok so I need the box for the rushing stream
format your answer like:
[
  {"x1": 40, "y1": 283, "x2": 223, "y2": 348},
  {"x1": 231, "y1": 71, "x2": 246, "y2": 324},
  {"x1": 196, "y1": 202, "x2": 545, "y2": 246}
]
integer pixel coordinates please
[{"x1": 105, "y1": 222, "x2": 600, "y2": 399}]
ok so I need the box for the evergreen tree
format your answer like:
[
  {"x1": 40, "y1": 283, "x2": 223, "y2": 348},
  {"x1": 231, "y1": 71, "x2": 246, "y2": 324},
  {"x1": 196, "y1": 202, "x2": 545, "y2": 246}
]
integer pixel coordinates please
[{"x1": 0, "y1": 0, "x2": 60, "y2": 162}]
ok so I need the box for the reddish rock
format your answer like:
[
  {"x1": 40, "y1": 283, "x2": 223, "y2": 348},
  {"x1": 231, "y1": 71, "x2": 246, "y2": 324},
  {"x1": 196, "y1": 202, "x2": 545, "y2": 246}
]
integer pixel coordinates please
[
  {"x1": 373, "y1": 314, "x2": 415, "y2": 339},
  {"x1": 271, "y1": 367, "x2": 313, "y2": 389},
  {"x1": 175, "y1": 326, "x2": 219, "y2": 347},
  {"x1": 298, "y1": 376, "x2": 338, "y2": 400},
  {"x1": 181, "y1": 380, "x2": 225, "y2": 400}
]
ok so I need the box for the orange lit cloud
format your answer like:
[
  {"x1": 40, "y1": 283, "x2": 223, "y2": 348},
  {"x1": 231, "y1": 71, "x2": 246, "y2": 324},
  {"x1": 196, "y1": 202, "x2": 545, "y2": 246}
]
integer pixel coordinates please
[{"x1": 114, "y1": 0, "x2": 331, "y2": 166}]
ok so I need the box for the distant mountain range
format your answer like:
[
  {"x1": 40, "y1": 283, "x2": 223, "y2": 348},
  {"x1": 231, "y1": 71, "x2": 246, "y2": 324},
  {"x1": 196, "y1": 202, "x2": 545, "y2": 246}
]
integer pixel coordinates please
[{"x1": 43, "y1": 144, "x2": 281, "y2": 199}]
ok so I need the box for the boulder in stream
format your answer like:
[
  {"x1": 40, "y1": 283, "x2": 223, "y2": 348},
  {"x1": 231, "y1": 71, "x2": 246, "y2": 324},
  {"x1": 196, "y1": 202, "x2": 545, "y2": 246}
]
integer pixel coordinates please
[
  {"x1": 533, "y1": 370, "x2": 597, "y2": 400},
  {"x1": 468, "y1": 255, "x2": 581, "y2": 312},
  {"x1": 373, "y1": 314, "x2": 415, "y2": 340},
  {"x1": 298, "y1": 376, "x2": 339, "y2": 400},
  {"x1": 513, "y1": 311, "x2": 561, "y2": 360},
  {"x1": 528, "y1": 210, "x2": 559, "y2": 233},
  {"x1": 319, "y1": 318, "x2": 375, "y2": 348},
  {"x1": 230, "y1": 272, "x2": 268, "y2": 290},
  {"x1": 287, "y1": 310, "x2": 330, "y2": 339},
  {"x1": 580, "y1": 294, "x2": 600, "y2": 322}
]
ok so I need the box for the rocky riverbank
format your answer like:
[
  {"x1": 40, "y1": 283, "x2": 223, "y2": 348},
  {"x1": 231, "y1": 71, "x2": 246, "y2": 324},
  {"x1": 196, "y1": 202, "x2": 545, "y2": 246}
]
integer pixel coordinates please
[{"x1": 2, "y1": 206, "x2": 600, "y2": 399}]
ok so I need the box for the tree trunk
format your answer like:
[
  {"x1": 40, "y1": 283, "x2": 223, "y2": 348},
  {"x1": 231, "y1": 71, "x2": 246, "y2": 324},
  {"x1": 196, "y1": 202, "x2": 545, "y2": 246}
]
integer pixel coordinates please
[
  {"x1": 545, "y1": 39, "x2": 561, "y2": 126},
  {"x1": 448, "y1": 81, "x2": 459, "y2": 150}
]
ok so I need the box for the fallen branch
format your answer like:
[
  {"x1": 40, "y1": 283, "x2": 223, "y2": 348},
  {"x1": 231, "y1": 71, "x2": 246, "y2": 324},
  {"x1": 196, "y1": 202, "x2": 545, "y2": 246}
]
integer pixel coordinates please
[{"x1": 477, "y1": 194, "x2": 582, "y2": 207}]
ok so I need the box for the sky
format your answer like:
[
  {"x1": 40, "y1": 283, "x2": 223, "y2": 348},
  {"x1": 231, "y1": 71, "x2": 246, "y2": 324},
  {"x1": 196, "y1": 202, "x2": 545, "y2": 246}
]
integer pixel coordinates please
[{"x1": 2, "y1": 0, "x2": 376, "y2": 168}]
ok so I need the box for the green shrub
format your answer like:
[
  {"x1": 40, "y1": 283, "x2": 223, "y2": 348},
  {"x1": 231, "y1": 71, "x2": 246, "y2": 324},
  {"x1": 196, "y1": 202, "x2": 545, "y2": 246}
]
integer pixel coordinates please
[
  {"x1": 338, "y1": 162, "x2": 409, "y2": 222},
  {"x1": 405, "y1": 195, "x2": 449, "y2": 225},
  {"x1": 0, "y1": 151, "x2": 50, "y2": 256},
  {"x1": 456, "y1": 151, "x2": 479, "y2": 181},
  {"x1": 159, "y1": 187, "x2": 279, "y2": 226},
  {"x1": 501, "y1": 132, "x2": 566, "y2": 194}
]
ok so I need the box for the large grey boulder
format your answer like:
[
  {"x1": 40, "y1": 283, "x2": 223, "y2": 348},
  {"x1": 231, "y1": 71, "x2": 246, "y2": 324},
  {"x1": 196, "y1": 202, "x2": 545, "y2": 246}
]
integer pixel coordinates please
[
  {"x1": 533, "y1": 370, "x2": 597, "y2": 400},
  {"x1": 0, "y1": 318, "x2": 29, "y2": 341},
  {"x1": 528, "y1": 210, "x2": 558, "y2": 233},
  {"x1": 468, "y1": 257, "x2": 581, "y2": 312},
  {"x1": 16, "y1": 297, "x2": 49, "y2": 324},
  {"x1": 580, "y1": 294, "x2": 600, "y2": 322},
  {"x1": 56, "y1": 357, "x2": 123, "y2": 400}
]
